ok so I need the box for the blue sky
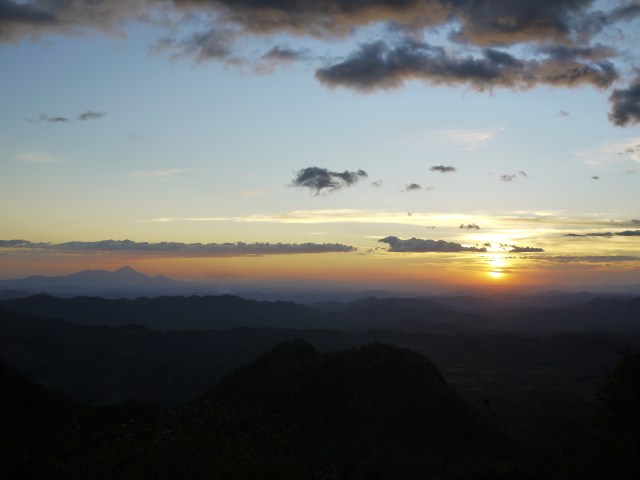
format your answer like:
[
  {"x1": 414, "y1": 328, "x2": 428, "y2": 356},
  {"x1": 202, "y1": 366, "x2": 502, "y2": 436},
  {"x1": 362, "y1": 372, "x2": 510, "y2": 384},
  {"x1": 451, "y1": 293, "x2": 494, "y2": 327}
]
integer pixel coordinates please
[{"x1": 1, "y1": 0, "x2": 640, "y2": 290}]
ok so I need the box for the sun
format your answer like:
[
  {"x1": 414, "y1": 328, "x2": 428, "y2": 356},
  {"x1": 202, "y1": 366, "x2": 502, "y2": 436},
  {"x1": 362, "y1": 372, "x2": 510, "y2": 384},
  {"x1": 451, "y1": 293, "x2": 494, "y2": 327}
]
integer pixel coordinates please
[
  {"x1": 485, "y1": 254, "x2": 509, "y2": 280},
  {"x1": 487, "y1": 271, "x2": 505, "y2": 279}
]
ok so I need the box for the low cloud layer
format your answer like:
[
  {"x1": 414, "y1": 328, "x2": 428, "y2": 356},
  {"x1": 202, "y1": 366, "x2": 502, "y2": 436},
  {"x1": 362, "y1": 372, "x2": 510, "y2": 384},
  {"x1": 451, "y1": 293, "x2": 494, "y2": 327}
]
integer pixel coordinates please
[
  {"x1": 0, "y1": 239, "x2": 355, "y2": 256},
  {"x1": 291, "y1": 167, "x2": 368, "y2": 195},
  {"x1": 379, "y1": 236, "x2": 486, "y2": 253},
  {"x1": 564, "y1": 230, "x2": 640, "y2": 237}
]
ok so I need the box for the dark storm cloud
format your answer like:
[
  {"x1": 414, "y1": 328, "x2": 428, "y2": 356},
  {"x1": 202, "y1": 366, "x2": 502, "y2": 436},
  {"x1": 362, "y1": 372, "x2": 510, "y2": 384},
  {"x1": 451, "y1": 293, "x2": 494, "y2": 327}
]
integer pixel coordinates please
[
  {"x1": 536, "y1": 44, "x2": 616, "y2": 62},
  {"x1": 379, "y1": 236, "x2": 487, "y2": 253},
  {"x1": 0, "y1": 0, "x2": 56, "y2": 28},
  {"x1": 450, "y1": 0, "x2": 594, "y2": 47},
  {"x1": 403, "y1": 183, "x2": 422, "y2": 192},
  {"x1": 0, "y1": 0, "x2": 149, "y2": 42},
  {"x1": 430, "y1": 165, "x2": 456, "y2": 173},
  {"x1": 609, "y1": 78, "x2": 640, "y2": 127},
  {"x1": 172, "y1": 0, "x2": 450, "y2": 37},
  {"x1": 459, "y1": 223, "x2": 480, "y2": 230},
  {"x1": 315, "y1": 40, "x2": 617, "y2": 92},
  {"x1": 0, "y1": 238, "x2": 355, "y2": 256},
  {"x1": 291, "y1": 166, "x2": 368, "y2": 195}
]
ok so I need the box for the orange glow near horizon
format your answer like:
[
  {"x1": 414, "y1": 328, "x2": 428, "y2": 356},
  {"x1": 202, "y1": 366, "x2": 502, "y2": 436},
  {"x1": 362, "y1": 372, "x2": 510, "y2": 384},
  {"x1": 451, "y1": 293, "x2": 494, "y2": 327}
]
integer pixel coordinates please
[{"x1": 2, "y1": 247, "x2": 640, "y2": 292}]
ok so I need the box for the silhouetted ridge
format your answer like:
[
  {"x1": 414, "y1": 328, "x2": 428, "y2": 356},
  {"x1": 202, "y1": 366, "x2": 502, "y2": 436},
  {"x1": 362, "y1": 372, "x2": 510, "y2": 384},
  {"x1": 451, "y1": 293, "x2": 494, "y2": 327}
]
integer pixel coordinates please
[
  {"x1": 204, "y1": 341, "x2": 492, "y2": 478},
  {"x1": 0, "y1": 294, "x2": 328, "y2": 330}
]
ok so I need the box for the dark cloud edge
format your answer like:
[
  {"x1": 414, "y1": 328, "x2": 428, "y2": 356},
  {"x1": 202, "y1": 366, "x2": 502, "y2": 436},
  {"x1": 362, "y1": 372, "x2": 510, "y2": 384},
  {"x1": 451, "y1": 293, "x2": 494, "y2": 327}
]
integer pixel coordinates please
[{"x1": 0, "y1": 239, "x2": 356, "y2": 256}]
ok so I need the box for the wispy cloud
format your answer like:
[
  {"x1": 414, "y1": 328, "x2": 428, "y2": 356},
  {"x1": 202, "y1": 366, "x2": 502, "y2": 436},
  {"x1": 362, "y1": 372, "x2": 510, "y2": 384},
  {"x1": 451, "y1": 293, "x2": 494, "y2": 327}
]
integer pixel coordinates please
[
  {"x1": 420, "y1": 127, "x2": 504, "y2": 151},
  {"x1": 15, "y1": 149, "x2": 62, "y2": 164},
  {"x1": 529, "y1": 255, "x2": 640, "y2": 264},
  {"x1": 131, "y1": 168, "x2": 192, "y2": 179},
  {"x1": 575, "y1": 137, "x2": 640, "y2": 166}
]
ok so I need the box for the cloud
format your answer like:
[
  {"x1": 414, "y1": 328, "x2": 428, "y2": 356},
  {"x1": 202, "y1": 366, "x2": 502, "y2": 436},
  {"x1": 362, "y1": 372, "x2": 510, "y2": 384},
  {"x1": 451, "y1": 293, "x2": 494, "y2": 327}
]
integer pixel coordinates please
[
  {"x1": 576, "y1": 137, "x2": 640, "y2": 166},
  {"x1": 609, "y1": 78, "x2": 640, "y2": 127},
  {"x1": 30, "y1": 110, "x2": 106, "y2": 124},
  {"x1": 315, "y1": 40, "x2": 617, "y2": 93},
  {"x1": 0, "y1": 0, "x2": 149, "y2": 42},
  {"x1": 379, "y1": 236, "x2": 486, "y2": 253},
  {"x1": 507, "y1": 245, "x2": 544, "y2": 253},
  {"x1": 557, "y1": 110, "x2": 570, "y2": 117},
  {"x1": 564, "y1": 232, "x2": 614, "y2": 238},
  {"x1": 499, "y1": 174, "x2": 516, "y2": 182},
  {"x1": 619, "y1": 144, "x2": 640, "y2": 156},
  {"x1": 77, "y1": 110, "x2": 106, "y2": 121},
  {"x1": 419, "y1": 127, "x2": 503, "y2": 150},
  {"x1": 616, "y1": 230, "x2": 640, "y2": 237},
  {"x1": 430, "y1": 165, "x2": 456, "y2": 173},
  {"x1": 591, "y1": 175, "x2": 600, "y2": 180},
  {"x1": 534, "y1": 255, "x2": 640, "y2": 264},
  {"x1": 15, "y1": 149, "x2": 61, "y2": 164},
  {"x1": 291, "y1": 166, "x2": 368, "y2": 195},
  {"x1": 255, "y1": 45, "x2": 310, "y2": 73},
  {"x1": 2, "y1": 1, "x2": 637, "y2": 125},
  {"x1": 370, "y1": 179, "x2": 383, "y2": 188},
  {"x1": 450, "y1": 0, "x2": 595, "y2": 46},
  {"x1": 459, "y1": 223, "x2": 480, "y2": 230},
  {"x1": 403, "y1": 183, "x2": 422, "y2": 192},
  {"x1": 0, "y1": 238, "x2": 356, "y2": 257},
  {"x1": 563, "y1": 230, "x2": 640, "y2": 237},
  {"x1": 0, "y1": 239, "x2": 49, "y2": 248},
  {"x1": 518, "y1": 170, "x2": 529, "y2": 178}
]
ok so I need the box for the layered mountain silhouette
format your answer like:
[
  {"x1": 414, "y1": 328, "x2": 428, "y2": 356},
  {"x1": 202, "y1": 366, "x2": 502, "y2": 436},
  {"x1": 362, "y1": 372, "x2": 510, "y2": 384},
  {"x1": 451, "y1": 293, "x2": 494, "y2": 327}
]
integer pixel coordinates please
[
  {"x1": 0, "y1": 341, "x2": 508, "y2": 479},
  {"x1": 0, "y1": 266, "x2": 199, "y2": 296},
  {"x1": 3, "y1": 290, "x2": 640, "y2": 334}
]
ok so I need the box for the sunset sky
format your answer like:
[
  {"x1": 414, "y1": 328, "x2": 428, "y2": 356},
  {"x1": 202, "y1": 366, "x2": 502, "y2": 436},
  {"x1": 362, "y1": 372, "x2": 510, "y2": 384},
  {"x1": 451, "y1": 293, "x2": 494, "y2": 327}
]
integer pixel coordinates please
[{"x1": 2, "y1": 0, "x2": 640, "y2": 293}]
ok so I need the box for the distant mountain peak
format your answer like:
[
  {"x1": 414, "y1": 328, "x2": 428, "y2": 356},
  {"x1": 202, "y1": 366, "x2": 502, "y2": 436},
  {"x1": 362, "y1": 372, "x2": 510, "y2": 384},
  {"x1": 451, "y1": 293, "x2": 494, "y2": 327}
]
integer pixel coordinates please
[{"x1": 114, "y1": 265, "x2": 144, "y2": 275}]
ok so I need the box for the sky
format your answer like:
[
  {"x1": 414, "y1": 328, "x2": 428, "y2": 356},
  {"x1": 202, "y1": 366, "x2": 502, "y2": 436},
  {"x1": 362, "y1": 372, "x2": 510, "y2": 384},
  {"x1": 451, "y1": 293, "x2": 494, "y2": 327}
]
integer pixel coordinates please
[{"x1": 1, "y1": 0, "x2": 640, "y2": 293}]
